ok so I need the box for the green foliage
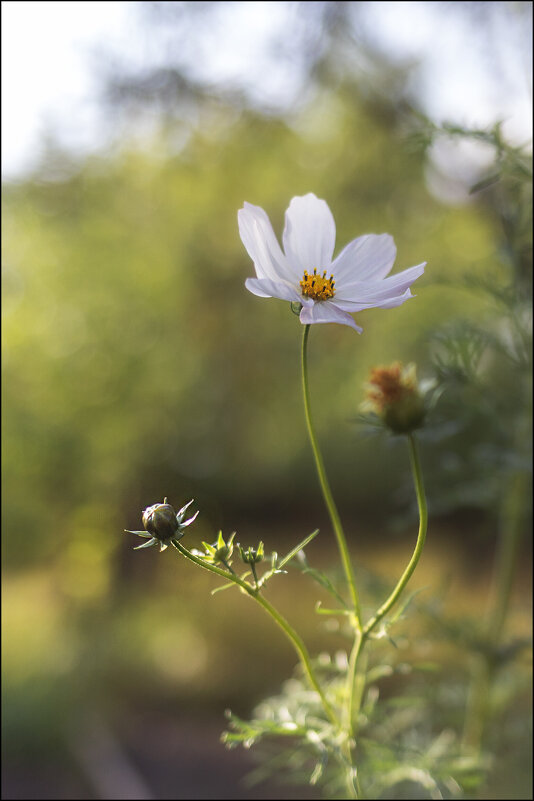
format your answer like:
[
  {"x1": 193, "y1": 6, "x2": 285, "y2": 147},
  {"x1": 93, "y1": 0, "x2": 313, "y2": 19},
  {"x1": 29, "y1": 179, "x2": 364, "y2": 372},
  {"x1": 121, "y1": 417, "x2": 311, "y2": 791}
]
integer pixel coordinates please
[
  {"x1": 416, "y1": 123, "x2": 532, "y2": 519},
  {"x1": 223, "y1": 610, "x2": 487, "y2": 799},
  {"x1": 3, "y1": 6, "x2": 531, "y2": 799},
  {"x1": 2, "y1": 79, "x2": 499, "y2": 570}
]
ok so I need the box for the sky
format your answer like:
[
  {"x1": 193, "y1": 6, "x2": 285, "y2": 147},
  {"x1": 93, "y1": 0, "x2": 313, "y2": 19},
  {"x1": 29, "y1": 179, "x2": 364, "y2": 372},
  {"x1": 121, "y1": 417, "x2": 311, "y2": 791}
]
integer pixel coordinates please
[
  {"x1": 2, "y1": 1, "x2": 135, "y2": 177},
  {"x1": 2, "y1": 1, "x2": 532, "y2": 179}
]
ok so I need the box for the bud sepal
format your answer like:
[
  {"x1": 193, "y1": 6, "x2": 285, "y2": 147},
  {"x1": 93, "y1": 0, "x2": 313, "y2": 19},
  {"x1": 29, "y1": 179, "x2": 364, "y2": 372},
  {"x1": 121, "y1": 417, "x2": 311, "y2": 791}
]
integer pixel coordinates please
[
  {"x1": 361, "y1": 362, "x2": 429, "y2": 435},
  {"x1": 238, "y1": 541, "x2": 265, "y2": 565},
  {"x1": 195, "y1": 531, "x2": 237, "y2": 566},
  {"x1": 125, "y1": 497, "x2": 199, "y2": 552}
]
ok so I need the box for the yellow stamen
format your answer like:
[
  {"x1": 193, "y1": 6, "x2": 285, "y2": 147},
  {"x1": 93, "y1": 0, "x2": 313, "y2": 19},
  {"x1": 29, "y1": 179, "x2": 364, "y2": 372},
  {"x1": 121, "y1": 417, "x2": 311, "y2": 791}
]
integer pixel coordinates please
[{"x1": 300, "y1": 269, "x2": 335, "y2": 301}]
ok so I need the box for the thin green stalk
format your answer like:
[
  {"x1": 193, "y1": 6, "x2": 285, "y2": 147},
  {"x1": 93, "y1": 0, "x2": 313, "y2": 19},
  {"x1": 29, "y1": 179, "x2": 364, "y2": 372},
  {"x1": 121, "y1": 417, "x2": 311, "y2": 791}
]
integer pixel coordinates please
[
  {"x1": 222, "y1": 560, "x2": 239, "y2": 578},
  {"x1": 351, "y1": 647, "x2": 368, "y2": 736},
  {"x1": 345, "y1": 629, "x2": 367, "y2": 736},
  {"x1": 462, "y1": 467, "x2": 529, "y2": 753},
  {"x1": 172, "y1": 539, "x2": 252, "y2": 592},
  {"x1": 461, "y1": 657, "x2": 491, "y2": 755},
  {"x1": 337, "y1": 432, "x2": 427, "y2": 797},
  {"x1": 341, "y1": 744, "x2": 359, "y2": 800},
  {"x1": 486, "y1": 468, "x2": 529, "y2": 646},
  {"x1": 301, "y1": 324, "x2": 361, "y2": 624},
  {"x1": 171, "y1": 540, "x2": 340, "y2": 729},
  {"x1": 250, "y1": 562, "x2": 259, "y2": 589},
  {"x1": 341, "y1": 627, "x2": 367, "y2": 801},
  {"x1": 252, "y1": 592, "x2": 340, "y2": 729},
  {"x1": 363, "y1": 433, "x2": 428, "y2": 638},
  {"x1": 343, "y1": 638, "x2": 367, "y2": 800}
]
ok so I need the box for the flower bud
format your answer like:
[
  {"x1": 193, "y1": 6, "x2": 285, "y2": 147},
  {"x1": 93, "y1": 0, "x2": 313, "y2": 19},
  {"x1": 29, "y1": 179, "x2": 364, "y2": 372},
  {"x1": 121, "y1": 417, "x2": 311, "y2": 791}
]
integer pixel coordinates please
[
  {"x1": 125, "y1": 497, "x2": 198, "y2": 552},
  {"x1": 201, "y1": 531, "x2": 236, "y2": 564},
  {"x1": 238, "y1": 541, "x2": 265, "y2": 564},
  {"x1": 143, "y1": 500, "x2": 181, "y2": 541},
  {"x1": 362, "y1": 362, "x2": 426, "y2": 434}
]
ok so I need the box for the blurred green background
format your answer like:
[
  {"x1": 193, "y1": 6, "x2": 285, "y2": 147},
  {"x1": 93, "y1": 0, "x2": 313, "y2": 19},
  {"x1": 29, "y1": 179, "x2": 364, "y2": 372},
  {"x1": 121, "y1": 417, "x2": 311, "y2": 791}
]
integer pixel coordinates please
[{"x1": 2, "y1": 2, "x2": 532, "y2": 799}]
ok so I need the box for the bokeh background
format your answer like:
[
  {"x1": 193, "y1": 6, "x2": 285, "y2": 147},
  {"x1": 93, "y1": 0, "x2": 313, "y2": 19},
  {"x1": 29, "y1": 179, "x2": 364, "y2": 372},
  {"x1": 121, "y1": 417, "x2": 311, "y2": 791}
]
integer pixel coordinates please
[{"x1": 2, "y1": 2, "x2": 532, "y2": 799}]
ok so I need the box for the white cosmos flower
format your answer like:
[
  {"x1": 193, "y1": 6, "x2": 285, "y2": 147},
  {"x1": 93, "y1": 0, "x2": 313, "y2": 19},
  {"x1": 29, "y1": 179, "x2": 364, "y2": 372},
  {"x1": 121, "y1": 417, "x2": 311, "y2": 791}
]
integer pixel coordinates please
[{"x1": 238, "y1": 193, "x2": 426, "y2": 332}]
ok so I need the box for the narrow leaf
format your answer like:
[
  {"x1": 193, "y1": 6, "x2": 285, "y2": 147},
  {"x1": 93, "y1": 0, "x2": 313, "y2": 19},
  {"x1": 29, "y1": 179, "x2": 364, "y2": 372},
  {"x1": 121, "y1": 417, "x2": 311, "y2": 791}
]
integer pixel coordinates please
[
  {"x1": 315, "y1": 601, "x2": 352, "y2": 616},
  {"x1": 211, "y1": 581, "x2": 236, "y2": 595},
  {"x1": 293, "y1": 557, "x2": 348, "y2": 608},
  {"x1": 388, "y1": 586, "x2": 426, "y2": 625},
  {"x1": 211, "y1": 571, "x2": 251, "y2": 595},
  {"x1": 277, "y1": 529, "x2": 320, "y2": 569}
]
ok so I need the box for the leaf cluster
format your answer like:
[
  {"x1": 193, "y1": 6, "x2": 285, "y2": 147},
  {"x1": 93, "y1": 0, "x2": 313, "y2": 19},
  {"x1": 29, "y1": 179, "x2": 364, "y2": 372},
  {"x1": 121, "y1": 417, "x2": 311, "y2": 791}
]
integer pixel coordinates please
[
  {"x1": 224, "y1": 645, "x2": 486, "y2": 799},
  {"x1": 403, "y1": 120, "x2": 533, "y2": 520}
]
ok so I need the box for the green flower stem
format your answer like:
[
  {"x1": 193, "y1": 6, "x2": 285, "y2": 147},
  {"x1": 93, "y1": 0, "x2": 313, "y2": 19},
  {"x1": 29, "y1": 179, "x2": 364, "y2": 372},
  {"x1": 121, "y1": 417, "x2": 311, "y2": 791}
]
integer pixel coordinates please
[
  {"x1": 222, "y1": 560, "x2": 238, "y2": 578},
  {"x1": 337, "y1": 431, "x2": 427, "y2": 794},
  {"x1": 171, "y1": 540, "x2": 340, "y2": 729},
  {"x1": 486, "y1": 468, "x2": 529, "y2": 647},
  {"x1": 461, "y1": 656, "x2": 490, "y2": 755},
  {"x1": 342, "y1": 645, "x2": 366, "y2": 801},
  {"x1": 250, "y1": 562, "x2": 259, "y2": 589},
  {"x1": 341, "y1": 630, "x2": 367, "y2": 801},
  {"x1": 301, "y1": 324, "x2": 362, "y2": 624},
  {"x1": 172, "y1": 540, "x2": 251, "y2": 590},
  {"x1": 345, "y1": 627, "x2": 366, "y2": 736},
  {"x1": 341, "y1": 746, "x2": 359, "y2": 800},
  {"x1": 362, "y1": 433, "x2": 428, "y2": 638},
  {"x1": 252, "y1": 593, "x2": 340, "y2": 729},
  {"x1": 462, "y1": 467, "x2": 530, "y2": 753}
]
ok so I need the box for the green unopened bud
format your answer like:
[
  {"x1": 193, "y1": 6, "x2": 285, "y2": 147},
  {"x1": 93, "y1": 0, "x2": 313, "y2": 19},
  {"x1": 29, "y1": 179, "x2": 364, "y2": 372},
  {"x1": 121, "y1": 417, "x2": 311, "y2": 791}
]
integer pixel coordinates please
[
  {"x1": 238, "y1": 541, "x2": 265, "y2": 564},
  {"x1": 125, "y1": 496, "x2": 199, "y2": 552},
  {"x1": 201, "y1": 531, "x2": 236, "y2": 564},
  {"x1": 143, "y1": 500, "x2": 181, "y2": 541},
  {"x1": 361, "y1": 362, "x2": 426, "y2": 434}
]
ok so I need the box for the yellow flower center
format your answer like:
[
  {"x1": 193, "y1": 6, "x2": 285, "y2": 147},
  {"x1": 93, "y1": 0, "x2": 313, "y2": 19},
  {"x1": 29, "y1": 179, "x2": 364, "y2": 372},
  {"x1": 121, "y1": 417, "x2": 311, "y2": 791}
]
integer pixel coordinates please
[{"x1": 299, "y1": 269, "x2": 335, "y2": 301}]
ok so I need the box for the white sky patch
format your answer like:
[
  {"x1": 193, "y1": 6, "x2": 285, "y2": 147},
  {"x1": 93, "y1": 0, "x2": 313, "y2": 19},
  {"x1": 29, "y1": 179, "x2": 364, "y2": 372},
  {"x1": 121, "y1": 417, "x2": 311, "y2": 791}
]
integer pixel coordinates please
[
  {"x1": 1, "y1": 0, "x2": 532, "y2": 179},
  {"x1": 363, "y1": 1, "x2": 532, "y2": 143},
  {"x1": 1, "y1": 0, "x2": 134, "y2": 177},
  {"x1": 183, "y1": 1, "x2": 297, "y2": 106}
]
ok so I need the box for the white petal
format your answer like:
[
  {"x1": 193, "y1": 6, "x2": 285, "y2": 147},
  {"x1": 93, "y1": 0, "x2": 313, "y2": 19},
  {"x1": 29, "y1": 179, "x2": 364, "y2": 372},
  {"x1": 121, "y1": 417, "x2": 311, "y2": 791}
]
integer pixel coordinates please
[
  {"x1": 336, "y1": 262, "x2": 425, "y2": 302},
  {"x1": 245, "y1": 277, "x2": 302, "y2": 302},
  {"x1": 335, "y1": 288, "x2": 414, "y2": 312},
  {"x1": 283, "y1": 194, "x2": 336, "y2": 272},
  {"x1": 332, "y1": 234, "x2": 396, "y2": 284},
  {"x1": 238, "y1": 203, "x2": 294, "y2": 282},
  {"x1": 374, "y1": 290, "x2": 416, "y2": 309},
  {"x1": 299, "y1": 301, "x2": 363, "y2": 332}
]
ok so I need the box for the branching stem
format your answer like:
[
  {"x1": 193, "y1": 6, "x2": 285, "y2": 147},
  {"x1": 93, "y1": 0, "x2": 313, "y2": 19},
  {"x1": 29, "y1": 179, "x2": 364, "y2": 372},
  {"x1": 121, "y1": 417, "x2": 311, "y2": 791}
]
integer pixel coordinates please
[{"x1": 171, "y1": 540, "x2": 340, "y2": 729}]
